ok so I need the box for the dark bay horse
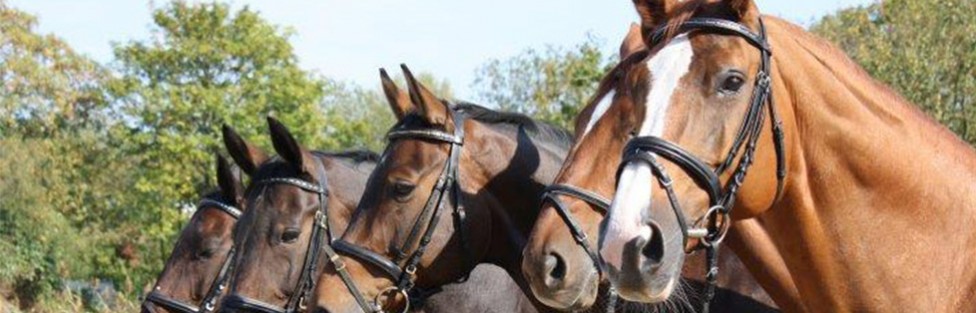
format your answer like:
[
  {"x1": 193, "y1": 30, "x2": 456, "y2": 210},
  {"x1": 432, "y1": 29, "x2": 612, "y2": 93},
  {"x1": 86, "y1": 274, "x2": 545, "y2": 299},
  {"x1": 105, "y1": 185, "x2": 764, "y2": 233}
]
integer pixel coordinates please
[
  {"x1": 142, "y1": 155, "x2": 245, "y2": 313},
  {"x1": 218, "y1": 118, "x2": 534, "y2": 313},
  {"x1": 522, "y1": 23, "x2": 783, "y2": 313},
  {"x1": 312, "y1": 65, "x2": 574, "y2": 313},
  {"x1": 595, "y1": 0, "x2": 976, "y2": 312}
]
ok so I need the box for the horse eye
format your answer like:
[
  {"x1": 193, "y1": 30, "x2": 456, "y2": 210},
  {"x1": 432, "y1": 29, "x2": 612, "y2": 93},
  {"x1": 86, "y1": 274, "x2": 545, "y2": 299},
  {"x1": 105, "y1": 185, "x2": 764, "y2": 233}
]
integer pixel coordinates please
[
  {"x1": 196, "y1": 247, "x2": 216, "y2": 260},
  {"x1": 718, "y1": 72, "x2": 746, "y2": 94},
  {"x1": 281, "y1": 228, "x2": 301, "y2": 244},
  {"x1": 392, "y1": 180, "x2": 416, "y2": 201}
]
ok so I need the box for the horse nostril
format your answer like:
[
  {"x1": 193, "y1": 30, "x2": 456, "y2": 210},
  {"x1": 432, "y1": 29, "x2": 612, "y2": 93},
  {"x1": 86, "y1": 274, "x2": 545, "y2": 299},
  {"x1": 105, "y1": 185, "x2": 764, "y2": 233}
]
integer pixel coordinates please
[
  {"x1": 544, "y1": 253, "x2": 567, "y2": 285},
  {"x1": 641, "y1": 221, "x2": 665, "y2": 267}
]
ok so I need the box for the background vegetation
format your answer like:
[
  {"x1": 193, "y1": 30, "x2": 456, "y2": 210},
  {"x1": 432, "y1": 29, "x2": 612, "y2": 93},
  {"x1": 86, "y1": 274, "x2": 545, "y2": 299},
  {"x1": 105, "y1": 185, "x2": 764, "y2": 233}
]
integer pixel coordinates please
[
  {"x1": 812, "y1": 0, "x2": 975, "y2": 144},
  {"x1": 1, "y1": 0, "x2": 972, "y2": 311}
]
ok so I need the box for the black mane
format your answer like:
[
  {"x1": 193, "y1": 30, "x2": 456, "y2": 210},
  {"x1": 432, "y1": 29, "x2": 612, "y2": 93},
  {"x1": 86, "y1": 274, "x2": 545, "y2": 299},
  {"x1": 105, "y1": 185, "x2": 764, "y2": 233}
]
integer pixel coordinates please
[
  {"x1": 391, "y1": 102, "x2": 573, "y2": 148},
  {"x1": 455, "y1": 102, "x2": 574, "y2": 148},
  {"x1": 312, "y1": 150, "x2": 380, "y2": 164},
  {"x1": 250, "y1": 150, "x2": 379, "y2": 181}
]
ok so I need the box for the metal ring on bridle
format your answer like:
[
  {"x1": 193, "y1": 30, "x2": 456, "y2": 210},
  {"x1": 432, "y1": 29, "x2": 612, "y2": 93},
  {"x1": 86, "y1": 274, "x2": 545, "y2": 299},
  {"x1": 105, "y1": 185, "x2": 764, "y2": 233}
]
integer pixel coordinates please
[
  {"x1": 374, "y1": 286, "x2": 411, "y2": 313},
  {"x1": 698, "y1": 205, "x2": 732, "y2": 247}
]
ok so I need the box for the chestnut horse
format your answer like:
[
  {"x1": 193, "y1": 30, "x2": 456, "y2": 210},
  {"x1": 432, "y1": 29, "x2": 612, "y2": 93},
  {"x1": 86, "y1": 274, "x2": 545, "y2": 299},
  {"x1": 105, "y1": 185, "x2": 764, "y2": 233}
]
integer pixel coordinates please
[
  {"x1": 312, "y1": 65, "x2": 575, "y2": 313},
  {"x1": 142, "y1": 155, "x2": 245, "y2": 313},
  {"x1": 595, "y1": 0, "x2": 976, "y2": 312},
  {"x1": 218, "y1": 118, "x2": 535, "y2": 313},
  {"x1": 522, "y1": 23, "x2": 783, "y2": 313}
]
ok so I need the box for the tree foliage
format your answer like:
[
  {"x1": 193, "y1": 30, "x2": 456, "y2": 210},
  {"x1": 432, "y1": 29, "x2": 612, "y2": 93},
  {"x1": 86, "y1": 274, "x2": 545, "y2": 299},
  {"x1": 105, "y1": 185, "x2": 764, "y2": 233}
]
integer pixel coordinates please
[
  {"x1": 0, "y1": 2, "x2": 136, "y2": 311},
  {"x1": 473, "y1": 37, "x2": 613, "y2": 130},
  {"x1": 0, "y1": 134, "x2": 139, "y2": 311},
  {"x1": 106, "y1": 1, "x2": 331, "y2": 289},
  {"x1": 811, "y1": 0, "x2": 976, "y2": 145},
  {"x1": 1, "y1": 1, "x2": 339, "y2": 311},
  {"x1": 0, "y1": 1, "x2": 109, "y2": 138}
]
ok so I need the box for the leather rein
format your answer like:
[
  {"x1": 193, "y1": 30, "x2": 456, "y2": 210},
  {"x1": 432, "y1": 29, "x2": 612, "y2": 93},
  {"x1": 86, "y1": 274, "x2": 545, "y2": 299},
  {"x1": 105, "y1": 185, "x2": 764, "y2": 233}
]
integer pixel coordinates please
[
  {"x1": 221, "y1": 160, "x2": 332, "y2": 313},
  {"x1": 616, "y1": 17, "x2": 786, "y2": 313},
  {"x1": 144, "y1": 199, "x2": 242, "y2": 313},
  {"x1": 327, "y1": 108, "x2": 472, "y2": 313}
]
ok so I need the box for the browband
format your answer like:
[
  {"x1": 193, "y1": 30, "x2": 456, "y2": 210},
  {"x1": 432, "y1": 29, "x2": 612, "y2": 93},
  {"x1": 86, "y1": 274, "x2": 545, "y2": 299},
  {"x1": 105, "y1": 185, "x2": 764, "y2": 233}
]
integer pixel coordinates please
[
  {"x1": 649, "y1": 18, "x2": 772, "y2": 53},
  {"x1": 198, "y1": 198, "x2": 242, "y2": 219}
]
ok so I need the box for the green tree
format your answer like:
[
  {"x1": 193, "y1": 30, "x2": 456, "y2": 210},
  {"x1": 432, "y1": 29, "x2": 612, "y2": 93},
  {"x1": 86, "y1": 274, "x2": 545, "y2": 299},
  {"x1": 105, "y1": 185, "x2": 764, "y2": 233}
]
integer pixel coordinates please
[
  {"x1": 812, "y1": 0, "x2": 976, "y2": 145},
  {"x1": 473, "y1": 37, "x2": 613, "y2": 129},
  {"x1": 0, "y1": 134, "x2": 137, "y2": 311},
  {"x1": 0, "y1": 0, "x2": 109, "y2": 138},
  {"x1": 0, "y1": 2, "x2": 138, "y2": 311},
  {"x1": 107, "y1": 1, "x2": 328, "y2": 289}
]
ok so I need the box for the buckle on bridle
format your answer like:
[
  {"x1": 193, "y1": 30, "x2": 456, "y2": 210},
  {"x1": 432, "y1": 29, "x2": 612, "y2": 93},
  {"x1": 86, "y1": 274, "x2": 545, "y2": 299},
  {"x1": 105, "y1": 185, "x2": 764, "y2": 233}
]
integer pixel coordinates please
[
  {"x1": 756, "y1": 72, "x2": 771, "y2": 90},
  {"x1": 298, "y1": 295, "x2": 308, "y2": 311},
  {"x1": 332, "y1": 258, "x2": 346, "y2": 271},
  {"x1": 315, "y1": 211, "x2": 328, "y2": 229}
]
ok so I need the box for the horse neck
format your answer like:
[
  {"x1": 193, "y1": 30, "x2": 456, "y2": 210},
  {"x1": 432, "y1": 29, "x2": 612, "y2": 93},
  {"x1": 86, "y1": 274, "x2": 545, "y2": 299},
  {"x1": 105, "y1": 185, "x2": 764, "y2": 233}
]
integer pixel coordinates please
[
  {"x1": 319, "y1": 155, "x2": 373, "y2": 234},
  {"x1": 463, "y1": 121, "x2": 568, "y2": 311},
  {"x1": 751, "y1": 18, "x2": 976, "y2": 311},
  {"x1": 467, "y1": 121, "x2": 567, "y2": 262}
]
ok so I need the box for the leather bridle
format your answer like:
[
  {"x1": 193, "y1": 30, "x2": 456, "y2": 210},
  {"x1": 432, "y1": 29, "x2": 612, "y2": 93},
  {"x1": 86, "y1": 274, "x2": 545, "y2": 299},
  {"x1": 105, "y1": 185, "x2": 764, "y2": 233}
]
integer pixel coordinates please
[
  {"x1": 327, "y1": 107, "x2": 471, "y2": 313},
  {"x1": 615, "y1": 17, "x2": 785, "y2": 313},
  {"x1": 540, "y1": 185, "x2": 619, "y2": 312},
  {"x1": 144, "y1": 199, "x2": 242, "y2": 313},
  {"x1": 221, "y1": 160, "x2": 332, "y2": 313}
]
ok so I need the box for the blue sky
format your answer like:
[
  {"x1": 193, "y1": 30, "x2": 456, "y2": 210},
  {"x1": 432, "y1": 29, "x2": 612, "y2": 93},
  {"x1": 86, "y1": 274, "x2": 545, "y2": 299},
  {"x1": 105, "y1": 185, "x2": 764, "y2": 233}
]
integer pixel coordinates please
[{"x1": 11, "y1": 0, "x2": 875, "y2": 99}]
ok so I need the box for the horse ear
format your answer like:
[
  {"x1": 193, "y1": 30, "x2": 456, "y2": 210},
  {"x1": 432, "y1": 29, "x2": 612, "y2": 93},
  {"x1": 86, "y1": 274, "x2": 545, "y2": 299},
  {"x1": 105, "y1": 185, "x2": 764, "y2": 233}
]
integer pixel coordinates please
[
  {"x1": 223, "y1": 124, "x2": 269, "y2": 175},
  {"x1": 727, "y1": 0, "x2": 758, "y2": 21},
  {"x1": 619, "y1": 23, "x2": 645, "y2": 60},
  {"x1": 401, "y1": 64, "x2": 454, "y2": 130},
  {"x1": 267, "y1": 116, "x2": 315, "y2": 174},
  {"x1": 633, "y1": 0, "x2": 676, "y2": 33},
  {"x1": 216, "y1": 154, "x2": 244, "y2": 206},
  {"x1": 381, "y1": 68, "x2": 413, "y2": 120}
]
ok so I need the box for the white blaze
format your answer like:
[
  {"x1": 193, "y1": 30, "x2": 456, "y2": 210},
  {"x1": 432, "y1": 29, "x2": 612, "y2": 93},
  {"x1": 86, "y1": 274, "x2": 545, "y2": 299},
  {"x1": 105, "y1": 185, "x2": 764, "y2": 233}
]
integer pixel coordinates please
[
  {"x1": 600, "y1": 34, "x2": 694, "y2": 269},
  {"x1": 582, "y1": 90, "x2": 615, "y2": 137}
]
